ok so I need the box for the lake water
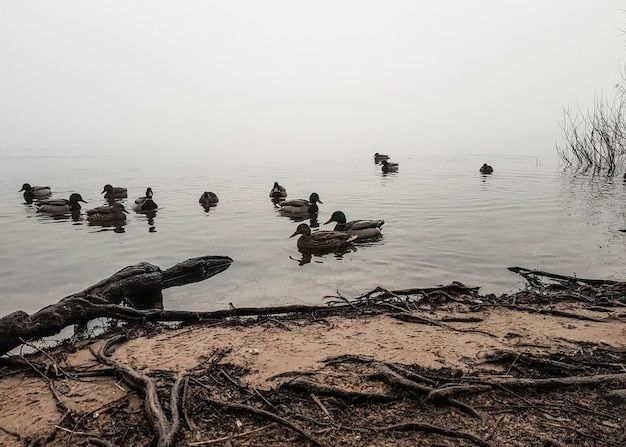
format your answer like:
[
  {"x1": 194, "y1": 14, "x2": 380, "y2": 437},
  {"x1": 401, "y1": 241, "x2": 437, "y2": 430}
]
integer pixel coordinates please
[{"x1": 2, "y1": 149, "x2": 626, "y2": 320}]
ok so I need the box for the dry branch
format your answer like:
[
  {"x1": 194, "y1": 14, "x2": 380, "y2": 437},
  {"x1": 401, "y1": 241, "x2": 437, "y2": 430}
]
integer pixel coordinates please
[
  {"x1": 467, "y1": 372, "x2": 626, "y2": 389},
  {"x1": 376, "y1": 421, "x2": 492, "y2": 447},
  {"x1": 280, "y1": 377, "x2": 394, "y2": 403},
  {"x1": 189, "y1": 377, "x2": 324, "y2": 447},
  {"x1": 369, "y1": 364, "x2": 481, "y2": 418}
]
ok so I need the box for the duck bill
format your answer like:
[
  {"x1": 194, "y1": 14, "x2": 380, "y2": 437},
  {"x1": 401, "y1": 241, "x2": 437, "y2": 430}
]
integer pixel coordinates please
[
  {"x1": 317, "y1": 199, "x2": 324, "y2": 204},
  {"x1": 289, "y1": 229, "x2": 300, "y2": 238},
  {"x1": 322, "y1": 217, "x2": 333, "y2": 225}
]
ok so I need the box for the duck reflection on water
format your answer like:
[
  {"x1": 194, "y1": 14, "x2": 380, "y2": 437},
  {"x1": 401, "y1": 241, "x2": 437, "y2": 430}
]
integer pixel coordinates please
[{"x1": 291, "y1": 244, "x2": 356, "y2": 266}]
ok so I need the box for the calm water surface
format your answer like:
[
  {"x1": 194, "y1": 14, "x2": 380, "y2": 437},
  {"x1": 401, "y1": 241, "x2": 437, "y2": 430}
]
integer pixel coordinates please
[{"x1": 2, "y1": 150, "x2": 626, "y2": 319}]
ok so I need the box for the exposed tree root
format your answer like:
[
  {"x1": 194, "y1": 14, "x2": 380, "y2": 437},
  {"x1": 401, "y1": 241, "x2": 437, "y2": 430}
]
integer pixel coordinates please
[
  {"x1": 92, "y1": 334, "x2": 183, "y2": 447},
  {"x1": 1, "y1": 266, "x2": 625, "y2": 446}
]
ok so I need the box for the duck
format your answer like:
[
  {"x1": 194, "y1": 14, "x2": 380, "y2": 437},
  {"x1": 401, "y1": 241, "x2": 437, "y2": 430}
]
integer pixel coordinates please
[
  {"x1": 133, "y1": 187, "x2": 158, "y2": 212},
  {"x1": 37, "y1": 193, "x2": 86, "y2": 214},
  {"x1": 101, "y1": 184, "x2": 128, "y2": 199},
  {"x1": 374, "y1": 152, "x2": 390, "y2": 163},
  {"x1": 20, "y1": 183, "x2": 52, "y2": 200},
  {"x1": 86, "y1": 202, "x2": 128, "y2": 223},
  {"x1": 381, "y1": 160, "x2": 399, "y2": 172},
  {"x1": 479, "y1": 163, "x2": 494, "y2": 174},
  {"x1": 280, "y1": 193, "x2": 323, "y2": 215},
  {"x1": 324, "y1": 210, "x2": 384, "y2": 240},
  {"x1": 289, "y1": 223, "x2": 357, "y2": 251},
  {"x1": 269, "y1": 181, "x2": 288, "y2": 199},
  {"x1": 199, "y1": 191, "x2": 219, "y2": 207}
]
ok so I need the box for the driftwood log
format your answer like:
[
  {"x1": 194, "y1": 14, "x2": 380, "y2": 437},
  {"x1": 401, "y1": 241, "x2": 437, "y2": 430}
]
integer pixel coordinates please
[{"x1": 0, "y1": 255, "x2": 233, "y2": 356}]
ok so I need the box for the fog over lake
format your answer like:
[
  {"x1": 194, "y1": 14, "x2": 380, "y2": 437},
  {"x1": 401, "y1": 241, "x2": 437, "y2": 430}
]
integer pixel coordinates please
[{"x1": 0, "y1": 2, "x2": 623, "y2": 160}]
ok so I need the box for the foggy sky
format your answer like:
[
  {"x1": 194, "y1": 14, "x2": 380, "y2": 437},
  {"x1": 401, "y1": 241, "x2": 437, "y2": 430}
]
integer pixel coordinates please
[{"x1": 0, "y1": 1, "x2": 623, "y2": 159}]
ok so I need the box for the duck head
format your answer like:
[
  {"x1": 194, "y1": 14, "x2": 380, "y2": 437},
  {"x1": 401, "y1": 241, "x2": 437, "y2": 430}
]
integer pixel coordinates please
[
  {"x1": 69, "y1": 193, "x2": 87, "y2": 204},
  {"x1": 68, "y1": 193, "x2": 87, "y2": 210},
  {"x1": 290, "y1": 223, "x2": 311, "y2": 238},
  {"x1": 308, "y1": 192, "x2": 323, "y2": 205},
  {"x1": 324, "y1": 211, "x2": 347, "y2": 226}
]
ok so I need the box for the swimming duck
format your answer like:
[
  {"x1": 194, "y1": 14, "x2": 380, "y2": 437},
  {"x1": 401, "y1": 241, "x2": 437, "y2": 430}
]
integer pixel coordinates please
[
  {"x1": 20, "y1": 183, "x2": 52, "y2": 200},
  {"x1": 374, "y1": 152, "x2": 390, "y2": 163},
  {"x1": 280, "y1": 193, "x2": 323, "y2": 215},
  {"x1": 101, "y1": 184, "x2": 128, "y2": 199},
  {"x1": 324, "y1": 210, "x2": 384, "y2": 240},
  {"x1": 133, "y1": 187, "x2": 158, "y2": 212},
  {"x1": 199, "y1": 191, "x2": 219, "y2": 207},
  {"x1": 86, "y1": 202, "x2": 129, "y2": 223},
  {"x1": 269, "y1": 181, "x2": 288, "y2": 199},
  {"x1": 479, "y1": 163, "x2": 494, "y2": 174},
  {"x1": 381, "y1": 160, "x2": 399, "y2": 172},
  {"x1": 289, "y1": 223, "x2": 357, "y2": 251},
  {"x1": 37, "y1": 193, "x2": 87, "y2": 214}
]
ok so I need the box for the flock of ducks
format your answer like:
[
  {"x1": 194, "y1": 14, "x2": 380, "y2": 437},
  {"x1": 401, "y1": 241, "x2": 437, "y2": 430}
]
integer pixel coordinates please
[
  {"x1": 19, "y1": 183, "x2": 171, "y2": 225},
  {"x1": 20, "y1": 155, "x2": 493, "y2": 251},
  {"x1": 276, "y1": 153, "x2": 400, "y2": 252},
  {"x1": 21, "y1": 182, "x2": 223, "y2": 223},
  {"x1": 275, "y1": 188, "x2": 384, "y2": 251},
  {"x1": 374, "y1": 152, "x2": 399, "y2": 172}
]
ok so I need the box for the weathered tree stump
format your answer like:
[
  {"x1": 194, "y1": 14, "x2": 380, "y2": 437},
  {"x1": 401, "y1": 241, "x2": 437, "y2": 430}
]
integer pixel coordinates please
[{"x1": 0, "y1": 255, "x2": 232, "y2": 356}]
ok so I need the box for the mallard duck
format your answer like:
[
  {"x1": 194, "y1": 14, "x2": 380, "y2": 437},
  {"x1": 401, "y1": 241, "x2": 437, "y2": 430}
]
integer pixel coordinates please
[
  {"x1": 381, "y1": 160, "x2": 399, "y2": 172},
  {"x1": 199, "y1": 191, "x2": 219, "y2": 207},
  {"x1": 324, "y1": 210, "x2": 384, "y2": 240},
  {"x1": 86, "y1": 202, "x2": 128, "y2": 223},
  {"x1": 280, "y1": 193, "x2": 323, "y2": 215},
  {"x1": 289, "y1": 223, "x2": 357, "y2": 251},
  {"x1": 479, "y1": 163, "x2": 494, "y2": 174},
  {"x1": 133, "y1": 187, "x2": 158, "y2": 212},
  {"x1": 20, "y1": 183, "x2": 51, "y2": 200},
  {"x1": 374, "y1": 152, "x2": 390, "y2": 163},
  {"x1": 269, "y1": 181, "x2": 287, "y2": 199},
  {"x1": 101, "y1": 184, "x2": 128, "y2": 199},
  {"x1": 37, "y1": 193, "x2": 86, "y2": 214}
]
